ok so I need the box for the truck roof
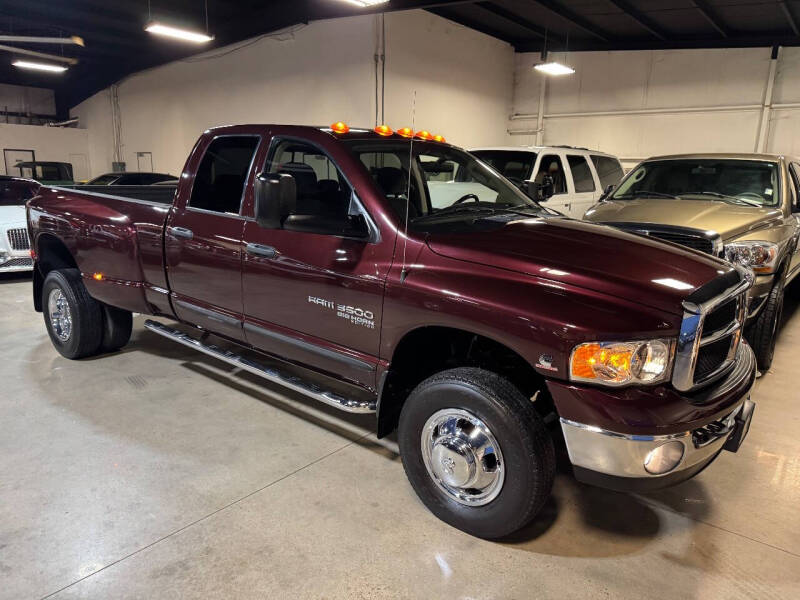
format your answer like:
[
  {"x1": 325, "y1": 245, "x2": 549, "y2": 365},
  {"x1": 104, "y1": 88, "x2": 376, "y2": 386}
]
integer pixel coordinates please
[{"x1": 204, "y1": 124, "x2": 453, "y2": 144}]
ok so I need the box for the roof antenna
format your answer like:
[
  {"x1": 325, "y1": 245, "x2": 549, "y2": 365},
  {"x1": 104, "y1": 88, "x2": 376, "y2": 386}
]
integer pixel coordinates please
[{"x1": 400, "y1": 89, "x2": 416, "y2": 284}]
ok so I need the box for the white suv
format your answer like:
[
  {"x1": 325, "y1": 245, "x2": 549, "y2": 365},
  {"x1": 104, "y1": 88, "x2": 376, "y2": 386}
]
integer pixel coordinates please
[{"x1": 470, "y1": 146, "x2": 624, "y2": 219}]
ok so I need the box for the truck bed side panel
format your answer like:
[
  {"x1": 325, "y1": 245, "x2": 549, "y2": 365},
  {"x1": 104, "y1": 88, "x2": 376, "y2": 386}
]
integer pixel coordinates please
[{"x1": 28, "y1": 187, "x2": 173, "y2": 316}]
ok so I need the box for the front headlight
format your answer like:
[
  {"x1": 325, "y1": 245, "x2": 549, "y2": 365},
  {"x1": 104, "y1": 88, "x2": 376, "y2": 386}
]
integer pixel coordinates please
[
  {"x1": 724, "y1": 241, "x2": 779, "y2": 274},
  {"x1": 569, "y1": 339, "x2": 675, "y2": 387}
]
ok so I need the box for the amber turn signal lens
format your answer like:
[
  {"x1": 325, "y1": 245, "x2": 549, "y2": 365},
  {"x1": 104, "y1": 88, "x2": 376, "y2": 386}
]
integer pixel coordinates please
[
  {"x1": 415, "y1": 130, "x2": 433, "y2": 140},
  {"x1": 374, "y1": 124, "x2": 393, "y2": 136},
  {"x1": 330, "y1": 121, "x2": 350, "y2": 134},
  {"x1": 93, "y1": 273, "x2": 105, "y2": 281},
  {"x1": 433, "y1": 134, "x2": 446, "y2": 143},
  {"x1": 397, "y1": 127, "x2": 414, "y2": 138}
]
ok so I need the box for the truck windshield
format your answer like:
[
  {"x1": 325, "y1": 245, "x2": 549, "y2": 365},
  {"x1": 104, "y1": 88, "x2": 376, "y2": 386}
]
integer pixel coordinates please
[
  {"x1": 612, "y1": 159, "x2": 779, "y2": 207},
  {"x1": 343, "y1": 140, "x2": 542, "y2": 230}
]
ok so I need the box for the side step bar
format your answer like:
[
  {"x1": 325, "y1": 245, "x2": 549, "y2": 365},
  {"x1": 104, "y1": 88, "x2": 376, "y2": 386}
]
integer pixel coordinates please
[{"x1": 144, "y1": 320, "x2": 376, "y2": 414}]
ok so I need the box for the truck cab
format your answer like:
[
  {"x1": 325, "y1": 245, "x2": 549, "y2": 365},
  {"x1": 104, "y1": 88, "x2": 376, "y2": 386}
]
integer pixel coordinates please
[{"x1": 470, "y1": 145, "x2": 624, "y2": 218}]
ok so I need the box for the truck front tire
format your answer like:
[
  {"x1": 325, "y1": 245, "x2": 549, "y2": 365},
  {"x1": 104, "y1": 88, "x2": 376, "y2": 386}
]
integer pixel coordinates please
[
  {"x1": 42, "y1": 269, "x2": 103, "y2": 359},
  {"x1": 746, "y1": 278, "x2": 784, "y2": 371},
  {"x1": 398, "y1": 367, "x2": 555, "y2": 539}
]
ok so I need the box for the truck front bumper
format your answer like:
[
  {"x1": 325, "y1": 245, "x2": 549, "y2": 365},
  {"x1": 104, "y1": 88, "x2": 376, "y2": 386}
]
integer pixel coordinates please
[
  {"x1": 551, "y1": 342, "x2": 757, "y2": 492},
  {"x1": 562, "y1": 396, "x2": 754, "y2": 491}
]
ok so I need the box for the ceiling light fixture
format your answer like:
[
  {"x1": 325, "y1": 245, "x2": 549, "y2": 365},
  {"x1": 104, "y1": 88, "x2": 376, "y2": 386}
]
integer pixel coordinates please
[
  {"x1": 145, "y1": 22, "x2": 214, "y2": 43},
  {"x1": 534, "y1": 61, "x2": 575, "y2": 76},
  {"x1": 12, "y1": 60, "x2": 68, "y2": 73},
  {"x1": 341, "y1": 0, "x2": 390, "y2": 7}
]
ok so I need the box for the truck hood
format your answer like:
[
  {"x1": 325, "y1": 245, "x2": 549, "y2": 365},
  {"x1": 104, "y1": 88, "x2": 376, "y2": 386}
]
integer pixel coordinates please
[
  {"x1": 0, "y1": 204, "x2": 27, "y2": 227},
  {"x1": 426, "y1": 216, "x2": 731, "y2": 316},
  {"x1": 584, "y1": 198, "x2": 783, "y2": 241}
]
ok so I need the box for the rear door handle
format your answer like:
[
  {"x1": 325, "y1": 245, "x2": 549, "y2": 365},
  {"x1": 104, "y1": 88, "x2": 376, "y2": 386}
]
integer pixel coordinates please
[
  {"x1": 246, "y1": 243, "x2": 278, "y2": 259},
  {"x1": 169, "y1": 226, "x2": 194, "y2": 240}
]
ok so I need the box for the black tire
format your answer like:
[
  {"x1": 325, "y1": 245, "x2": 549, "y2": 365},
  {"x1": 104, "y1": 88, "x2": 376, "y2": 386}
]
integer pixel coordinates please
[
  {"x1": 100, "y1": 305, "x2": 133, "y2": 353},
  {"x1": 42, "y1": 268, "x2": 103, "y2": 359},
  {"x1": 745, "y1": 278, "x2": 785, "y2": 372},
  {"x1": 398, "y1": 367, "x2": 555, "y2": 539}
]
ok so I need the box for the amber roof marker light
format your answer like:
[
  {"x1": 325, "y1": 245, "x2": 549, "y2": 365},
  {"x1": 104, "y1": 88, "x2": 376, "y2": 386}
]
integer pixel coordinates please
[
  {"x1": 415, "y1": 130, "x2": 434, "y2": 140},
  {"x1": 397, "y1": 127, "x2": 414, "y2": 138},
  {"x1": 330, "y1": 121, "x2": 350, "y2": 134},
  {"x1": 433, "y1": 134, "x2": 446, "y2": 143},
  {"x1": 374, "y1": 125, "x2": 393, "y2": 136}
]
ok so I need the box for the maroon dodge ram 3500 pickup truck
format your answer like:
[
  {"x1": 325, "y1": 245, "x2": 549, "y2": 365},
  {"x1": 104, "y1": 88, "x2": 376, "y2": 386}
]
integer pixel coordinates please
[{"x1": 27, "y1": 124, "x2": 756, "y2": 538}]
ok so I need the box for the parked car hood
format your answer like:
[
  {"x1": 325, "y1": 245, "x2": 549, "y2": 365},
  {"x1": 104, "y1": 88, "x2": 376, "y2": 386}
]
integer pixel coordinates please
[
  {"x1": 426, "y1": 216, "x2": 731, "y2": 316},
  {"x1": 584, "y1": 198, "x2": 783, "y2": 241},
  {"x1": 0, "y1": 204, "x2": 27, "y2": 227}
]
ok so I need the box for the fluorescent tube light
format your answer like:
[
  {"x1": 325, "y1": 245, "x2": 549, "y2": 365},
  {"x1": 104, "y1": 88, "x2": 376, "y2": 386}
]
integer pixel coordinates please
[
  {"x1": 342, "y1": 0, "x2": 390, "y2": 6},
  {"x1": 534, "y1": 61, "x2": 575, "y2": 76},
  {"x1": 12, "y1": 60, "x2": 67, "y2": 73},
  {"x1": 145, "y1": 22, "x2": 214, "y2": 43}
]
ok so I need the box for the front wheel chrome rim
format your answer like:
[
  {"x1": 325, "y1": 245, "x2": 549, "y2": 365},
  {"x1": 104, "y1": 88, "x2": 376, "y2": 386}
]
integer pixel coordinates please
[
  {"x1": 48, "y1": 288, "x2": 72, "y2": 342},
  {"x1": 421, "y1": 408, "x2": 504, "y2": 506}
]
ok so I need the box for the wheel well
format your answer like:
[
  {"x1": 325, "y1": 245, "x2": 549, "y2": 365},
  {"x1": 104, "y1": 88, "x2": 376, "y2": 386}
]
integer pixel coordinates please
[
  {"x1": 33, "y1": 234, "x2": 78, "y2": 312},
  {"x1": 377, "y1": 326, "x2": 552, "y2": 438}
]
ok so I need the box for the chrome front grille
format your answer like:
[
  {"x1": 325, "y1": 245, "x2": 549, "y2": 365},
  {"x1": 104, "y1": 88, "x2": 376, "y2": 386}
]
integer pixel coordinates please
[
  {"x1": 673, "y1": 269, "x2": 750, "y2": 392},
  {"x1": 7, "y1": 228, "x2": 30, "y2": 251}
]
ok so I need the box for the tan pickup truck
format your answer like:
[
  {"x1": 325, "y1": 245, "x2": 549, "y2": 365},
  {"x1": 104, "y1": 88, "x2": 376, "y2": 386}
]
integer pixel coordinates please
[{"x1": 584, "y1": 153, "x2": 800, "y2": 370}]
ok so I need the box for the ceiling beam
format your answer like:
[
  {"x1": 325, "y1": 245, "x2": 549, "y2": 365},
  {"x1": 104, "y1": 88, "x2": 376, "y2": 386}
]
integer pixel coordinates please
[
  {"x1": 515, "y1": 33, "x2": 800, "y2": 53},
  {"x1": 779, "y1": 1, "x2": 800, "y2": 36},
  {"x1": 606, "y1": 0, "x2": 668, "y2": 40},
  {"x1": 474, "y1": 2, "x2": 550, "y2": 40},
  {"x1": 531, "y1": 1, "x2": 609, "y2": 41},
  {"x1": 427, "y1": 6, "x2": 521, "y2": 45},
  {"x1": 690, "y1": 1, "x2": 731, "y2": 38}
]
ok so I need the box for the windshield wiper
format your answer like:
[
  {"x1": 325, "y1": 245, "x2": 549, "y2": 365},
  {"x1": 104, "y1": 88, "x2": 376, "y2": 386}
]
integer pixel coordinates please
[
  {"x1": 613, "y1": 191, "x2": 679, "y2": 200},
  {"x1": 683, "y1": 191, "x2": 762, "y2": 207},
  {"x1": 412, "y1": 203, "x2": 542, "y2": 223}
]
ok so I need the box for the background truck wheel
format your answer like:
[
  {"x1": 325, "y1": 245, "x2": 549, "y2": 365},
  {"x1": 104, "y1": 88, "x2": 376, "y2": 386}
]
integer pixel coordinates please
[
  {"x1": 100, "y1": 305, "x2": 133, "y2": 353},
  {"x1": 746, "y1": 278, "x2": 784, "y2": 371},
  {"x1": 398, "y1": 367, "x2": 555, "y2": 539},
  {"x1": 42, "y1": 269, "x2": 103, "y2": 360}
]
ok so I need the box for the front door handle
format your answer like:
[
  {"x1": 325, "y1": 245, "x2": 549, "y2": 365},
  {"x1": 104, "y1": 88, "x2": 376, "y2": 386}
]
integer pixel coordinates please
[
  {"x1": 169, "y1": 226, "x2": 194, "y2": 240},
  {"x1": 246, "y1": 243, "x2": 278, "y2": 259}
]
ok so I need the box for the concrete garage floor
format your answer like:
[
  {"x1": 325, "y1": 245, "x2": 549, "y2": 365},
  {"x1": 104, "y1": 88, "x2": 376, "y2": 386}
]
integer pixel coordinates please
[{"x1": 1, "y1": 273, "x2": 799, "y2": 600}]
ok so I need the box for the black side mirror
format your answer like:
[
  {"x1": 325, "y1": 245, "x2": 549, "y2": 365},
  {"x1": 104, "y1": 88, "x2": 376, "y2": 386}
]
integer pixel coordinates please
[
  {"x1": 537, "y1": 174, "x2": 555, "y2": 201},
  {"x1": 600, "y1": 184, "x2": 616, "y2": 201},
  {"x1": 283, "y1": 213, "x2": 370, "y2": 239},
  {"x1": 254, "y1": 172, "x2": 296, "y2": 229}
]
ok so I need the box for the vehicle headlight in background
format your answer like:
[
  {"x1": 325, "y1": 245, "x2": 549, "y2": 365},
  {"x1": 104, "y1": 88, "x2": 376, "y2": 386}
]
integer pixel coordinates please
[
  {"x1": 569, "y1": 339, "x2": 674, "y2": 386},
  {"x1": 724, "y1": 241, "x2": 779, "y2": 274}
]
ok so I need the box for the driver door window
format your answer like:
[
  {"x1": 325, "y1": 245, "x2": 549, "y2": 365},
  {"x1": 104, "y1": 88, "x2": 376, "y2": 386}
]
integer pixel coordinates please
[{"x1": 266, "y1": 139, "x2": 354, "y2": 226}]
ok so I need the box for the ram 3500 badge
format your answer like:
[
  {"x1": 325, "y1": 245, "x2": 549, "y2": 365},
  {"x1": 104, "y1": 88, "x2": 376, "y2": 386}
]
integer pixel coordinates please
[{"x1": 28, "y1": 123, "x2": 756, "y2": 538}]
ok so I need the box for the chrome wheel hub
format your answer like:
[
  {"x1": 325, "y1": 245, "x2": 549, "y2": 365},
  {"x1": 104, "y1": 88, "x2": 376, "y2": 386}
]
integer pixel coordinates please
[
  {"x1": 48, "y1": 288, "x2": 72, "y2": 342},
  {"x1": 421, "y1": 408, "x2": 504, "y2": 506}
]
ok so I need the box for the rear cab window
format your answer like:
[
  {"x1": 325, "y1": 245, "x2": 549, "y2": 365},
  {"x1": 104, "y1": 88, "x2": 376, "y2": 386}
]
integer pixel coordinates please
[{"x1": 189, "y1": 136, "x2": 260, "y2": 214}]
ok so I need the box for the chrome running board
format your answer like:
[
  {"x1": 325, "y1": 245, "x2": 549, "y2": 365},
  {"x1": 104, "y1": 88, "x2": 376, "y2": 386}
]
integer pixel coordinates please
[{"x1": 144, "y1": 320, "x2": 376, "y2": 414}]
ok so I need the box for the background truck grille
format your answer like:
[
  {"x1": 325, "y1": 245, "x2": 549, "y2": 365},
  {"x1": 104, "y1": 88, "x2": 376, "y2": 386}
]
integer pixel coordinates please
[
  {"x1": 7, "y1": 228, "x2": 30, "y2": 251},
  {"x1": 610, "y1": 224, "x2": 721, "y2": 256},
  {"x1": 0, "y1": 257, "x2": 33, "y2": 269}
]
